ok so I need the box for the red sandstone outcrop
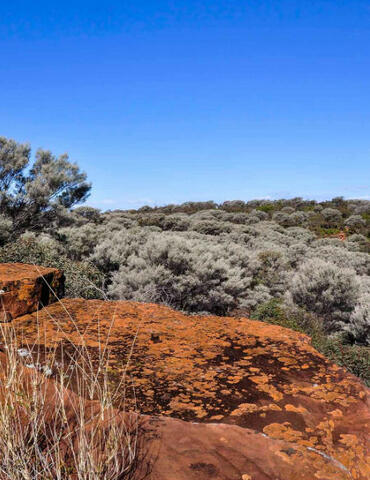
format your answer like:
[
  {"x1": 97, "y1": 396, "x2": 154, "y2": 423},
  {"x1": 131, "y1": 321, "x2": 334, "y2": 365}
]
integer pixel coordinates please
[
  {"x1": 7, "y1": 297, "x2": 370, "y2": 479},
  {"x1": 0, "y1": 263, "x2": 369, "y2": 479},
  {"x1": 0, "y1": 263, "x2": 64, "y2": 321},
  {"x1": 0, "y1": 350, "x2": 360, "y2": 480}
]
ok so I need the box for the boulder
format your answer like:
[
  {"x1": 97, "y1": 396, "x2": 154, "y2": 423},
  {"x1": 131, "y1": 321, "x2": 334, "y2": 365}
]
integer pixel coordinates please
[
  {"x1": 8, "y1": 298, "x2": 370, "y2": 479},
  {"x1": 0, "y1": 263, "x2": 64, "y2": 321},
  {"x1": 0, "y1": 351, "x2": 359, "y2": 480}
]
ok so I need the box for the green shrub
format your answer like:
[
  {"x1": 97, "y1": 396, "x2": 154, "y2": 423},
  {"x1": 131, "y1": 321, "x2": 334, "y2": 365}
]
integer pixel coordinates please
[
  {"x1": 251, "y1": 299, "x2": 304, "y2": 332},
  {"x1": 318, "y1": 227, "x2": 342, "y2": 236},
  {"x1": 256, "y1": 204, "x2": 275, "y2": 213},
  {"x1": 319, "y1": 336, "x2": 370, "y2": 384}
]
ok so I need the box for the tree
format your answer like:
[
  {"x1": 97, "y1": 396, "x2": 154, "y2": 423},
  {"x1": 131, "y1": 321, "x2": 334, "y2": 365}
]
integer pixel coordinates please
[
  {"x1": 0, "y1": 136, "x2": 91, "y2": 234},
  {"x1": 0, "y1": 137, "x2": 30, "y2": 209}
]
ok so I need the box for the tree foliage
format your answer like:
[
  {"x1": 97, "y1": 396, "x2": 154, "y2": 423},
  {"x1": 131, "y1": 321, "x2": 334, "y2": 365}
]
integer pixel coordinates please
[{"x1": 0, "y1": 136, "x2": 91, "y2": 234}]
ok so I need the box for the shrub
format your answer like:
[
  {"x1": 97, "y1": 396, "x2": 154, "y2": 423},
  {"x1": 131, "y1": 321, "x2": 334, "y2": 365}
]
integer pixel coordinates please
[
  {"x1": 229, "y1": 213, "x2": 250, "y2": 224},
  {"x1": 251, "y1": 298, "x2": 304, "y2": 332},
  {"x1": 160, "y1": 214, "x2": 191, "y2": 231},
  {"x1": 346, "y1": 234, "x2": 369, "y2": 253},
  {"x1": 102, "y1": 212, "x2": 139, "y2": 230},
  {"x1": 272, "y1": 212, "x2": 291, "y2": 227},
  {"x1": 288, "y1": 259, "x2": 360, "y2": 332},
  {"x1": 346, "y1": 296, "x2": 370, "y2": 345},
  {"x1": 254, "y1": 250, "x2": 288, "y2": 295},
  {"x1": 286, "y1": 243, "x2": 309, "y2": 268},
  {"x1": 245, "y1": 214, "x2": 261, "y2": 225},
  {"x1": 347, "y1": 233, "x2": 368, "y2": 244},
  {"x1": 57, "y1": 224, "x2": 103, "y2": 260},
  {"x1": 220, "y1": 200, "x2": 246, "y2": 212},
  {"x1": 239, "y1": 285, "x2": 272, "y2": 311},
  {"x1": 318, "y1": 227, "x2": 342, "y2": 236},
  {"x1": 93, "y1": 230, "x2": 255, "y2": 315},
  {"x1": 318, "y1": 336, "x2": 370, "y2": 385},
  {"x1": 190, "y1": 219, "x2": 233, "y2": 235},
  {"x1": 321, "y1": 208, "x2": 342, "y2": 227},
  {"x1": 256, "y1": 203, "x2": 274, "y2": 213},
  {"x1": 289, "y1": 211, "x2": 307, "y2": 226},
  {"x1": 281, "y1": 206, "x2": 295, "y2": 214},
  {"x1": 251, "y1": 209, "x2": 269, "y2": 221},
  {"x1": 176, "y1": 200, "x2": 217, "y2": 213},
  {"x1": 307, "y1": 244, "x2": 369, "y2": 275},
  {"x1": 345, "y1": 214, "x2": 366, "y2": 233}
]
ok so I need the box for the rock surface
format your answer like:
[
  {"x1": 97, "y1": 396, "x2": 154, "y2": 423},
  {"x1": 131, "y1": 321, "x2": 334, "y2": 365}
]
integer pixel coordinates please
[
  {"x1": 7, "y1": 298, "x2": 370, "y2": 479},
  {"x1": 0, "y1": 350, "x2": 359, "y2": 480},
  {"x1": 0, "y1": 263, "x2": 64, "y2": 321},
  {"x1": 148, "y1": 416, "x2": 355, "y2": 480}
]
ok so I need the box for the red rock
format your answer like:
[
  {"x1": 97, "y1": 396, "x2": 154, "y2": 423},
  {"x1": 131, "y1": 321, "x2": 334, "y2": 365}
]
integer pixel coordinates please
[
  {"x1": 148, "y1": 416, "x2": 355, "y2": 480},
  {"x1": 0, "y1": 351, "x2": 358, "y2": 480},
  {"x1": 7, "y1": 298, "x2": 370, "y2": 478},
  {"x1": 0, "y1": 263, "x2": 64, "y2": 321}
]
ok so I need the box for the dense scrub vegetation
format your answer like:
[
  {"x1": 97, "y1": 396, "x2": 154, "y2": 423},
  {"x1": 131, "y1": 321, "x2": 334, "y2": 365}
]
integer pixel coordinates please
[{"x1": 0, "y1": 137, "x2": 369, "y2": 382}]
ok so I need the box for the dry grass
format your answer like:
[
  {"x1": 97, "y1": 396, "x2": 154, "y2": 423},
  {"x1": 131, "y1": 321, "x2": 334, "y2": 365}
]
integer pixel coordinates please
[{"x1": 0, "y1": 281, "x2": 141, "y2": 480}]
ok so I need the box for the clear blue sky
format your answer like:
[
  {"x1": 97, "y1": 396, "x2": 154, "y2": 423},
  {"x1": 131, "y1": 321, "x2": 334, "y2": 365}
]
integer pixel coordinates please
[{"x1": 1, "y1": 1, "x2": 369, "y2": 209}]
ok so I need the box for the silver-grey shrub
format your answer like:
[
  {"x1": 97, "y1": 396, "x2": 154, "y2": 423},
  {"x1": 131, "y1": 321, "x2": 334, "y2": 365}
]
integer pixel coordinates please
[
  {"x1": 251, "y1": 209, "x2": 269, "y2": 221},
  {"x1": 281, "y1": 206, "x2": 295, "y2": 214},
  {"x1": 345, "y1": 215, "x2": 366, "y2": 232},
  {"x1": 321, "y1": 207, "x2": 342, "y2": 226},
  {"x1": 189, "y1": 219, "x2": 233, "y2": 235},
  {"x1": 87, "y1": 202, "x2": 369, "y2": 344},
  {"x1": 92, "y1": 229, "x2": 258, "y2": 314},
  {"x1": 58, "y1": 224, "x2": 104, "y2": 260},
  {"x1": 307, "y1": 244, "x2": 369, "y2": 275},
  {"x1": 347, "y1": 295, "x2": 370, "y2": 345},
  {"x1": 272, "y1": 212, "x2": 291, "y2": 226},
  {"x1": 288, "y1": 259, "x2": 360, "y2": 332},
  {"x1": 289, "y1": 211, "x2": 307, "y2": 226}
]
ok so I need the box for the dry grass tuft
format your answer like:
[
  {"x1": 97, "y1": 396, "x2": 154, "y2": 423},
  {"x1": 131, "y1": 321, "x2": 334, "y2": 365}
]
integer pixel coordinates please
[{"x1": 0, "y1": 282, "x2": 141, "y2": 480}]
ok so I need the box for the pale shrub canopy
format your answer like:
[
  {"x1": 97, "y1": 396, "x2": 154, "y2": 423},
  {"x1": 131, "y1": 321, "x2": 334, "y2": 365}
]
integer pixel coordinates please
[
  {"x1": 347, "y1": 296, "x2": 370, "y2": 345},
  {"x1": 321, "y1": 207, "x2": 342, "y2": 223},
  {"x1": 88, "y1": 214, "x2": 369, "y2": 344},
  {"x1": 288, "y1": 259, "x2": 360, "y2": 329},
  {"x1": 93, "y1": 229, "x2": 256, "y2": 314},
  {"x1": 345, "y1": 214, "x2": 366, "y2": 232}
]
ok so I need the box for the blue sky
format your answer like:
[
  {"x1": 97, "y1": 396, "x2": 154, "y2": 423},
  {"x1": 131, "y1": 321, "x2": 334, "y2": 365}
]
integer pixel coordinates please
[{"x1": 0, "y1": 1, "x2": 369, "y2": 209}]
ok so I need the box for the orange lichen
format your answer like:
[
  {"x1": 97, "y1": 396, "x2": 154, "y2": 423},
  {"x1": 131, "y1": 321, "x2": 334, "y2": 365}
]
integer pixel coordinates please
[
  {"x1": 263, "y1": 423, "x2": 304, "y2": 442},
  {"x1": 285, "y1": 404, "x2": 309, "y2": 414},
  {"x1": 231, "y1": 403, "x2": 259, "y2": 416}
]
